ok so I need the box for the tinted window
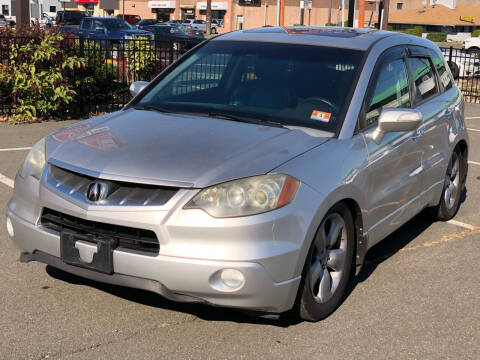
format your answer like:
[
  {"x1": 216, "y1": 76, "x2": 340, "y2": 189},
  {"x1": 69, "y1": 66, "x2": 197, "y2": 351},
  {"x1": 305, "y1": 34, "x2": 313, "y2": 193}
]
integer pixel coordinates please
[
  {"x1": 81, "y1": 19, "x2": 91, "y2": 30},
  {"x1": 365, "y1": 58, "x2": 410, "y2": 127},
  {"x1": 103, "y1": 19, "x2": 132, "y2": 30},
  {"x1": 431, "y1": 53, "x2": 453, "y2": 90},
  {"x1": 407, "y1": 57, "x2": 438, "y2": 103},
  {"x1": 136, "y1": 41, "x2": 364, "y2": 133}
]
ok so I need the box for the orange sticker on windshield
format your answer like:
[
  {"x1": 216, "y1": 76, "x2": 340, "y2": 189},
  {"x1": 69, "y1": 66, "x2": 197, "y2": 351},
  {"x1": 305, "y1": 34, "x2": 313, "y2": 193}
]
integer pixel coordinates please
[{"x1": 311, "y1": 110, "x2": 331, "y2": 123}]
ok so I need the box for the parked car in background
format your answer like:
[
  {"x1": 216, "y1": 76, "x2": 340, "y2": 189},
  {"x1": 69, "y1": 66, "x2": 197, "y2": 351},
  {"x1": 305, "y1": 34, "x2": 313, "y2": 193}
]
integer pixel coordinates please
[
  {"x1": 136, "y1": 19, "x2": 160, "y2": 29},
  {"x1": 462, "y1": 36, "x2": 480, "y2": 52},
  {"x1": 179, "y1": 24, "x2": 204, "y2": 38},
  {"x1": 445, "y1": 48, "x2": 480, "y2": 78},
  {"x1": 7, "y1": 27, "x2": 468, "y2": 322},
  {"x1": 144, "y1": 24, "x2": 203, "y2": 52},
  {"x1": 71, "y1": 17, "x2": 153, "y2": 58},
  {"x1": 0, "y1": 18, "x2": 8, "y2": 29},
  {"x1": 182, "y1": 19, "x2": 217, "y2": 34},
  {"x1": 117, "y1": 14, "x2": 141, "y2": 25},
  {"x1": 56, "y1": 10, "x2": 85, "y2": 31},
  {"x1": 167, "y1": 20, "x2": 184, "y2": 25}
]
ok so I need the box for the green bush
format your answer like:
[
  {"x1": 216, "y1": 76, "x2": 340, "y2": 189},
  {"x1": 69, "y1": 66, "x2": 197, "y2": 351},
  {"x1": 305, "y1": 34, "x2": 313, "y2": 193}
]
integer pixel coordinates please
[
  {"x1": 386, "y1": 24, "x2": 393, "y2": 31},
  {"x1": 426, "y1": 32, "x2": 447, "y2": 42},
  {"x1": 472, "y1": 29, "x2": 480, "y2": 37},
  {"x1": 125, "y1": 37, "x2": 158, "y2": 81},
  {"x1": 0, "y1": 32, "x2": 86, "y2": 123},
  {"x1": 402, "y1": 25, "x2": 423, "y2": 37}
]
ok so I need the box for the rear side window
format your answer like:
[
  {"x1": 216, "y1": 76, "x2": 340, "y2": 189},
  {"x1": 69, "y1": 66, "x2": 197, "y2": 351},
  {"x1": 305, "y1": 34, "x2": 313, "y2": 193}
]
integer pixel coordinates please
[
  {"x1": 365, "y1": 58, "x2": 411, "y2": 127},
  {"x1": 431, "y1": 54, "x2": 453, "y2": 90},
  {"x1": 407, "y1": 57, "x2": 438, "y2": 103}
]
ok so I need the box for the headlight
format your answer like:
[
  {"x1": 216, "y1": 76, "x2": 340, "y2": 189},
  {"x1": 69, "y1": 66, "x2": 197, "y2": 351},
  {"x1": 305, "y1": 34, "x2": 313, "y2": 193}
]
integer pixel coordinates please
[
  {"x1": 184, "y1": 174, "x2": 300, "y2": 218},
  {"x1": 19, "y1": 138, "x2": 46, "y2": 180}
]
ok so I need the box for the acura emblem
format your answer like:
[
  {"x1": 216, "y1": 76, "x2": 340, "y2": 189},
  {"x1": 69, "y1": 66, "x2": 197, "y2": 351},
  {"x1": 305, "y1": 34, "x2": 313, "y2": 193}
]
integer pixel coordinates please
[{"x1": 86, "y1": 181, "x2": 109, "y2": 202}]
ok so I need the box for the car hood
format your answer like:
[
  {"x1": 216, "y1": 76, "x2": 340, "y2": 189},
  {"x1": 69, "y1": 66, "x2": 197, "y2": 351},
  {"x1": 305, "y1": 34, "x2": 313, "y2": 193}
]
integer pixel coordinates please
[{"x1": 46, "y1": 109, "x2": 328, "y2": 188}]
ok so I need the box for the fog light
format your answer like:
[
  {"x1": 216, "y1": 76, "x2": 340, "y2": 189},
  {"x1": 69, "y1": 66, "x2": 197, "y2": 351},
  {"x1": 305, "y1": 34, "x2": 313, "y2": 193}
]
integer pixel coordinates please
[
  {"x1": 220, "y1": 269, "x2": 245, "y2": 289},
  {"x1": 6, "y1": 216, "x2": 14, "y2": 238}
]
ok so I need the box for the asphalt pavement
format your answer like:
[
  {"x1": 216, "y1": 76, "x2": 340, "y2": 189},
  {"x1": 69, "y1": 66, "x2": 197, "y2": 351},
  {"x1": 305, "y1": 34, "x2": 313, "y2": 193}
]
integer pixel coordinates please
[{"x1": 0, "y1": 106, "x2": 479, "y2": 360}]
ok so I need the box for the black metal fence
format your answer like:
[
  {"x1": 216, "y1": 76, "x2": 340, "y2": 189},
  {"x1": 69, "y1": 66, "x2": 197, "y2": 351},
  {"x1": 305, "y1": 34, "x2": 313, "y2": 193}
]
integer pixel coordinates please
[
  {"x1": 1, "y1": 37, "x2": 479, "y2": 121},
  {"x1": 441, "y1": 46, "x2": 480, "y2": 103},
  {"x1": 0, "y1": 35, "x2": 203, "y2": 116}
]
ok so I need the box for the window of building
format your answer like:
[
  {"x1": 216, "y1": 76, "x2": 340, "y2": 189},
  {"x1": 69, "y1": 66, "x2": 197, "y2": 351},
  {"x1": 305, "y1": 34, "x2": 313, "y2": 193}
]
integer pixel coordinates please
[
  {"x1": 397, "y1": 3, "x2": 403, "y2": 10},
  {"x1": 2, "y1": 5, "x2": 8, "y2": 16},
  {"x1": 407, "y1": 57, "x2": 438, "y2": 103},
  {"x1": 365, "y1": 59, "x2": 410, "y2": 127},
  {"x1": 49, "y1": 6, "x2": 56, "y2": 13}
]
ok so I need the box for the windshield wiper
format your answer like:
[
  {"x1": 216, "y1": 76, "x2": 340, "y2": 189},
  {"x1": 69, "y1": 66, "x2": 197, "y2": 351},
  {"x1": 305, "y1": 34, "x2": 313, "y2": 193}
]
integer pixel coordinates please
[
  {"x1": 131, "y1": 105, "x2": 171, "y2": 113},
  {"x1": 207, "y1": 112, "x2": 287, "y2": 129}
]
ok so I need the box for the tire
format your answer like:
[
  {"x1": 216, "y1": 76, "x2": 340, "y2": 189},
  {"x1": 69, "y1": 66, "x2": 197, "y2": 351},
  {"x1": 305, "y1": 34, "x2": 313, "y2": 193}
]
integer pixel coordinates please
[
  {"x1": 434, "y1": 148, "x2": 466, "y2": 221},
  {"x1": 298, "y1": 203, "x2": 355, "y2": 321}
]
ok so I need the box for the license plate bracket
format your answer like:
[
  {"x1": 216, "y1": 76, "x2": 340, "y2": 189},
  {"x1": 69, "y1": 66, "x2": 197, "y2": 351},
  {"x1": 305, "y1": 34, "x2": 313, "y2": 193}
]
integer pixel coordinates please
[{"x1": 60, "y1": 229, "x2": 117, "y2": 274}]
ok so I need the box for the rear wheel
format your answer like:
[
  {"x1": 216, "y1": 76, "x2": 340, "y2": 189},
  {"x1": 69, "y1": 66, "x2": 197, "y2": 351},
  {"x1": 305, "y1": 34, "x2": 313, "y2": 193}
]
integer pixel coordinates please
[
  {"x1": 299, "y1": 203, "x2": 354, "y2": 321},
  {"x1": 435, "y1": 148, "x2": 466, "y2": 220}
]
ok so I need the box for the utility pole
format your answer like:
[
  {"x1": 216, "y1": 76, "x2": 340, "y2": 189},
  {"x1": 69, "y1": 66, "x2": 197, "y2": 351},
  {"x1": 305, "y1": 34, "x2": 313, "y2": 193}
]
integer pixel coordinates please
[
  {"x1": 16, "y1": 0, "x2": 30, "y2": 27},
  {"x1": 328, "y1": 0, "x2": 332, "y2": 25},
  {"x1": 206, "y1": 0, "x2": 212, "y2": 35},
  {"x1": 279, "y1": 0, "x2": 285, "y2": 26},
  {"x1": 358, "y1": 0, "x2": 365, "y2": 28},
  {"x1": 347, "y1": 0, "x2": 355, "y2": 27},
  {"x1": 381, "y1": 0, "x2": 390, "y2": 29}
]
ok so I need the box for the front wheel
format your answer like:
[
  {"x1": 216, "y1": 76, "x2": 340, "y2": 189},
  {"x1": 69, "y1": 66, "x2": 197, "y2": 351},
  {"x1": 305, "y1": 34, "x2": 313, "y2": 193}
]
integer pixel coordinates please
[{"x1": 298, "y1": 203, "x2": 354, "y2": 321}]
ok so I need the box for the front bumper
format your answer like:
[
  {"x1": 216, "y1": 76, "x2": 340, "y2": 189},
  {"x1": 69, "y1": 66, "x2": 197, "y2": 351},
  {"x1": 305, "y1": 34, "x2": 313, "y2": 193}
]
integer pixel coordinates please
[
  {"x1": 6, "y1": 172, "x2": 325, "y2": 313},
  {"x1": 7, "y1": 210, "x2": 301, "y2": 312}
]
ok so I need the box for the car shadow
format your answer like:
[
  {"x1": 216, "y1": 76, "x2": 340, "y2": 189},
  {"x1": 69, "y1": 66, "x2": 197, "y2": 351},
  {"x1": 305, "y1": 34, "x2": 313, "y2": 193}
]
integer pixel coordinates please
[
  {"x1": 45, "y1": 188, "x2": 467, "y2": 327},
  {"x1": 341, "y1": 186, "x2": 467, "y2": 304}
]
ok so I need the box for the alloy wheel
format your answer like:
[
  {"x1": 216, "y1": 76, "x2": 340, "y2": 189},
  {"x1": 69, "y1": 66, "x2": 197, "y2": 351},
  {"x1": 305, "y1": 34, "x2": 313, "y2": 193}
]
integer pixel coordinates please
[
  {"x1": 309, "y1": 213, "x2": 347, "y2": 303},
  {"x1": 444, "y1": 152, "x2": 460, "y2": 209}
]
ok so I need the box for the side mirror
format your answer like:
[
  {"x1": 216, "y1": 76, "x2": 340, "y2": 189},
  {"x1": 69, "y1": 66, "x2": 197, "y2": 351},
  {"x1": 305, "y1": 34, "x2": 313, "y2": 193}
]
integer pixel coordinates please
[
  {"x1": 129, "y1": 81, "x2": 149, "y2": 97},
  {"x1": 372, "y1": 108, "x2": 423, "y2": 144}
]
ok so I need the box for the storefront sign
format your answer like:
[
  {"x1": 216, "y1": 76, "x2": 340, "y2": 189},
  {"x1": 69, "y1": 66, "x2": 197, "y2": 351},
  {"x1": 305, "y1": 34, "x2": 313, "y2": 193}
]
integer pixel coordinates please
[
  {"x1": 300, "y1": 0, "x2": 312, "y2": 9},
  {"x1": 148, "y1": 1, "x2": 176, "y2": 8},
  {"x1": 238, "y1": 0, "x2": 261, "y2": 6},
  {"x1": 73, "y1": 0, "x2": 98, "y2": 3},
  {"x1": 196, "y1": 2, "x2": 228, "y2": 10},
  {"x1": 459, "y1": 16, "x2": 475, "y2": 23}
]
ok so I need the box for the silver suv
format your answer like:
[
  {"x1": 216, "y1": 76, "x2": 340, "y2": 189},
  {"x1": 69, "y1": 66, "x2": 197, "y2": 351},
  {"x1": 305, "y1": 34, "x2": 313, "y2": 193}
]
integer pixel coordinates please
[
  {"x1": 182, "y1": 19, "x2": 217, "y2": 34},
  {"x1": 7, "y1": 27, "x2": 468, "y2": 321}
]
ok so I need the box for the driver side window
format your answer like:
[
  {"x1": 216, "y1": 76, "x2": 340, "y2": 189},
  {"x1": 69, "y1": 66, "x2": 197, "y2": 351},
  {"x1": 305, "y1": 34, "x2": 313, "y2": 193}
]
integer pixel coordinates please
[{"x1": 364, "y1": 58, "x2": 411, "y2": 128}]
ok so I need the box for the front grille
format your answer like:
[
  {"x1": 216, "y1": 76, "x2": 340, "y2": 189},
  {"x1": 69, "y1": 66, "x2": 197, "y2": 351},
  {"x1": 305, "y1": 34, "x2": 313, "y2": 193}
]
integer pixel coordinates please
[
  {"x1": 47, "y1": 165, "x2": 178, "y2": 207},
  {"x1": 40, "y1": 208, "x2": 159, "y2": 255}
]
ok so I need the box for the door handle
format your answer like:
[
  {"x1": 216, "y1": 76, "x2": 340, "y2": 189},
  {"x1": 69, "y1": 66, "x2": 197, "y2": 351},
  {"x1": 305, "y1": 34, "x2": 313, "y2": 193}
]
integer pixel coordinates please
[{"x1": 412, "y1": 127, "x2": 425, "y2": 140}]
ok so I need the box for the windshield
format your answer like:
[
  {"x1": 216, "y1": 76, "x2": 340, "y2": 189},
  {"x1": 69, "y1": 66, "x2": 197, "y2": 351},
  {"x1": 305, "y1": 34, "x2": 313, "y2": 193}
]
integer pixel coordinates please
[
  {"x1": 103, "y1": 19, "x2": 133, "y2": 30},
  {"x1": 135, "y1": 41, "x2": 364, "y2": 132}
]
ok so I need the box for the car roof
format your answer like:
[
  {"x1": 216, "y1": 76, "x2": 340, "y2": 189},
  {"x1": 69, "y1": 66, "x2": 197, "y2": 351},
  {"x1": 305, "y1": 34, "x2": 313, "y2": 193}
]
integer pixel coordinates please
[
  {"x1": 214, "y1": 26, "x2": 434, "y2": 51},
  {"x1": 85, "y1": 17, "x2": 123, "y2": 21}
]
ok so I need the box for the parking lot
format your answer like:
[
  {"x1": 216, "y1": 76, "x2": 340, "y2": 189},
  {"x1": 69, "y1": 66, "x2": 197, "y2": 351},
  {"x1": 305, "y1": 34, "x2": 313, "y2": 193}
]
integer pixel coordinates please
[{"x1": 1, "y1": 106, "x2": 479, "y2": 360}]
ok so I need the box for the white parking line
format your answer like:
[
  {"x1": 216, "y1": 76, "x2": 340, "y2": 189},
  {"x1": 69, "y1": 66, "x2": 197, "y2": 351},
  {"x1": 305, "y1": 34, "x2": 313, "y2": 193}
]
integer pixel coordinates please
[
  {"x1": 465, "y1": 116, "x2": 480, "y2": 119},
  {"x1": 446, "y1": 219, "x2": 477, "y2": 231},
  {"x1": 0, "y1": 147, "x2": 31, "y2": 152},
  {"x1": 467, "y1": 128, "x2": 480, "y2": 132},
  {"x1": 0, "y1": 172, "x2": 14, "y2": 188},
  {"x1": 469, "y1": 160, "x2": 480, "y2": 166}
]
